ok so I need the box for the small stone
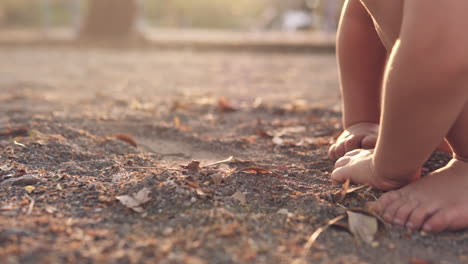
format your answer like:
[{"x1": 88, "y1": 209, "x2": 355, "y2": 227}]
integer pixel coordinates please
[{"x1": 163, "y1": 227, "x2": 173, "y2": 236}]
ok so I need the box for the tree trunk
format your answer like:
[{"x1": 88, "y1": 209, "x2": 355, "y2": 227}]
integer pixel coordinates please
[{"x1": 79, "y1": 0, "x2": 139, "y2": 40}]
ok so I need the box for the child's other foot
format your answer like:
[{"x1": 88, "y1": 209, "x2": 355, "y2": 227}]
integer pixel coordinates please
[
  {"x1": 370, "y1": 159, "x2": 468, "y2": 232},
  {"x1": 328, "y1": 122, "x2": 379, "y2": 160}
]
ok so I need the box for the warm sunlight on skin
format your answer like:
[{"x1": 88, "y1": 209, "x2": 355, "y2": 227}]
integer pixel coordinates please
[{"x1": 329, "y1": 0, "x2": 468, "y2": 232}]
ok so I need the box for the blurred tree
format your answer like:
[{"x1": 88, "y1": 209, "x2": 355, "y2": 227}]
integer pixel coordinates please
[{"x1": 79, "y1": 0, "x2": 140, "y2": 39}]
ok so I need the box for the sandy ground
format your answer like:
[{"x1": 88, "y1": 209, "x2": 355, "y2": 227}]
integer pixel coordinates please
[{"x1": 0, "y1": 47, "x2": 467, "y2": 264}]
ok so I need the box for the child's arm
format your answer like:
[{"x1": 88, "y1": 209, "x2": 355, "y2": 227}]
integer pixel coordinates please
[{"x1": 329, "y1": 0, "x2": 387, "y2": 160}]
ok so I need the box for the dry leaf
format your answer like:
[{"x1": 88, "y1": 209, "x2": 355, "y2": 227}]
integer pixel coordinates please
[
  {"x1": 45, "y1": 205, "x2": 57, "y2": 214},
  {"x1": 409, "y1": 258, "x2": 431, "y2": 264},
  {"x1": 347, "y1": 211, "x2": 378, "y2": 244},
  {"x1": 333, "y1": 179, "x2": 350, "y2": 203},
  {"x1": 239, "y1": 167, "x2": 270, "y2": 174},
  {"x1": 0, "y1": 164, "x2": 13, "y2": 172},
  {"x1": 173, "y1": 116, "x2": 181, "y2": 128},
  {"x1": 184, "y1": 160, "x2": 201, "y2": 172},
  {"x1": 112, "y1": 133, "x2": 137, "y2": 148},
  {"x1": 217, "y1": 97, "x2": 237, "y2": 112},
  {"x1": 116, "y1": 187, "x2": 152, "y2": 213},
  {"x1": 231, "y1": 191, "x2": 246, "y2": 204},
  {"x1": 272, "y1": 136, "x2": 283, "y2": 145},
  {"x1": 133, "y1": 188, "x2": 151, "y2": 203},
  {"x1": 184, "y1": 255, "x2": 207, "y2": 264},
  {"x1": 186, "y1": 180, "x2": 201, "y2": 189},
  {"x1": 24, "y1": 185, "x2": 35, "y2": 194},
  {"x1": 0, "y1": 126, "x2": 28, "y2": 137},
  {"x1": 210, "y1": 173, "x2": 224, "y2": 185},
  {"x1": 273, "y1": 126, "x2": 306, "y2": 137},
  {"x1": 255, "y1": 129, "x2": 272, "y2": 138},
  {"x1": 238, "y1": 167, "x2": 282, "y2": 178},
  {"x1": 56, "y1": 183, "x2": 63, "y2": 191}
]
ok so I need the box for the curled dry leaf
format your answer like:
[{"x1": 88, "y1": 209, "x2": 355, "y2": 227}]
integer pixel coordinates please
[
  {"x1": 217, "y1": 97, "x2": 237, "y2": 112},
  {"x1": 255, "y1": 129, "x2": 272, "y2": 138},
  {"x1": 0, "y1": 126, "x2": 28, "y2": 137},
  {"x1": 0, "y1": 164, "x2": 13, "y2": 172},
  {"x1": 333, "y1": 179, "x2": 350, "y2": 203},
  {"x1": 112, "y1": 133, "x2": 137, "y2": 148},
  {"x1": 237, "y1": 167, "x2": 282, "y2": 178},
  {"x1": 272, "y1": 136, "x2": 283, "y2": 145},
  {"x1": 347, "y1": 210, "x2": 378, "y2": 244},
  {"x1": 183, "y1": 160, "x2": 201, "y2": 172},
  {"x1": 409, "y1": 258, "x2": 432, "y2": 264},
  {"x1": 210, "y1": 173, "x2": 224, "y2": 185},
  {"x1": 333, "y1": 180, "x2": 367, "y2": 203},
  {"x1": 116, "y1": 187, "x2": 151, "y2": 213},
  {"x1": 24, "y1": 185, "x2": 35, "y2": 194}
]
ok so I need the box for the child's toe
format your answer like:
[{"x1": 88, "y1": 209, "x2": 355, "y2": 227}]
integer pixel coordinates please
[
  {"x1": 406, "y1": 205, "x2": 438, "y2": 230},
  {"x1": 393, "y1": 201, "x2": 419, "y2": 227},
  {"x1": 381, "y1": 199, "x2": 407, "y2": 224}
]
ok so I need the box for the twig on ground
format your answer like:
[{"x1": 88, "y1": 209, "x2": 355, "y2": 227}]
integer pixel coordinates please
[
  {"x1": 125, "y1": 166, "x2": 183, "y2": 172},
  {"x1": 202, "y1": 156, "x2": 234, "y2": 168},
  {"x1": 25, "y1": 194, "x2": 35, "y2": 215},
  {"x1": 293, "y1": 215, "x2": 346, "y2": 264}
]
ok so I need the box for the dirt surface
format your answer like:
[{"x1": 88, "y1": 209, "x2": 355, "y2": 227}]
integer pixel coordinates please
[{"x1": 0, "y1": 47, "x2": 467, "y2": 264}]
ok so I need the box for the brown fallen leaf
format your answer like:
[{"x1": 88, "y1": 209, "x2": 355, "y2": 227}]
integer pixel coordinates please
[
  {"x1": 116, "y1": 187, "x2": 151, "y2": 213},
  {"x1": 217, "y1": 97, "x2": 237, "y2": 112},
  {"x1": 183, "y1": 160, "x2": 201, "y2": 172},
  {"x1": 255, "y1": 129, "x2": 272, "y2": 138},
  {"x1": 347, "y1": 210, "x2": 378, "y2": 244},
  {"x1": 173, "y1": 116, "x2": 181, "y2": 128},
  {"x1": 237, "y1": 167, "x2": 282, "y2": 178},
  {"x1": 409, "y1": 258, "x2": 432, "y2": 264},
  {"x1": 112, "y1": 133, "x2": 137, "y2": 148},
  {"x1": 332, "y1": 181, "x2": 367, "y2": 203},
  {"x1": 24, "y1": 185, "x2": 35, "y2": 194},
  {"x1": 0, "y1": 126, "x2": 28, "y2": 138},
  {"x1": 186, "y1": 180, "x2": 201, "y2": 189},
  {"x1": 210, "y1": 173, "x2": 224, "y2": 185},
  {"x1": 333, "y1": 179, "x2": 350, "y2": 203}
]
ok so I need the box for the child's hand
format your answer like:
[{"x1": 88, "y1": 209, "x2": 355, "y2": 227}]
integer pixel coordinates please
[
  {"x1": 328, "y1": 122, "x2": 379, "y2": 161},
  {"x1": 331, "y1": 149, "x2": 416, "y2": 191}
]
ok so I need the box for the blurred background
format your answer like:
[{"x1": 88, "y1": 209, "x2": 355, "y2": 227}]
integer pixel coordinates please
[{"x1": 0, "y1": 0, "x2": 343, "y2": 37}]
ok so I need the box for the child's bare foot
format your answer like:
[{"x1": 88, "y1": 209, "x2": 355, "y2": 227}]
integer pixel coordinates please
[
  {"x1": 332, "y1": 149, "x2": 417, "y2": 190},
  {"x1": 328, "y1": 122, "x2": 379, "y2": 160},
  {"x1": 370, "y1": 159, "x2": 468, "y2": 232}
]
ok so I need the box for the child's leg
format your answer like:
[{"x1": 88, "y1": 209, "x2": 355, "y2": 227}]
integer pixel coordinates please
[
  {"x1": 328, "y1": 0, "x2": 386, "y2": 160},
  {"x1": 376, "y1": 103, "x2": 468, "y2": 232},
  {"x1": 337, "y1": 0, "x2": 386, "y2": 128}
]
